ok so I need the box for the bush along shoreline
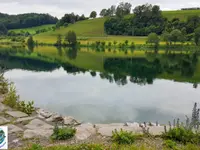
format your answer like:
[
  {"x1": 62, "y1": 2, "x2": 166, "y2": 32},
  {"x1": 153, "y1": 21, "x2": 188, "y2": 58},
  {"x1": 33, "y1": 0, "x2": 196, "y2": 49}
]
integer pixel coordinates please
[{"x1": 1, "y1": 74, "x2": 200, "y2": 150}]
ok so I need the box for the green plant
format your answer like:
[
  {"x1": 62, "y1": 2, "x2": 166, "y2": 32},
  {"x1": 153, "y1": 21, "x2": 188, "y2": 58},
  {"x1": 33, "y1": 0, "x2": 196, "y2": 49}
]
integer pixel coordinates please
[
  {"x1": 162, "y1": 126, "x2": 200, "y2": 144},
  {"x1": 3, "y1": 83, "x2": 19, "y2": 108},
  {"x1": 51, "y1": 124, "x2": 76, "y2": 141},
  {"x1": 112, "y1": 129, "x2": 136, "y2": 145},
  {"x1": 16, "y1": 101, "x2": 35, "y2": 115},
  {"x1": 0, "y1": 73, "x2": 9, "y2": 94},
  {"x1": 163, "y1": 140, "x2": 177, "y2": 149},
  {"x1": 28, "y1": 144, "x2": 43, "y2": 150},
  {"x1": 3, "y1": 82, "x2": 35, "y2": 115}
]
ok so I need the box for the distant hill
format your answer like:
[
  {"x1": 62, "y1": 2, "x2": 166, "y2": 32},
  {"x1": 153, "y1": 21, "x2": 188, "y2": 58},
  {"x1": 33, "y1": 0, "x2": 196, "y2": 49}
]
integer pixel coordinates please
[
  {"x1": 32, "y1": 9, "x2": 200, "y2": 44},
  {"x1": 0, "y1": 13, "x2": 58, "y2": 29}
]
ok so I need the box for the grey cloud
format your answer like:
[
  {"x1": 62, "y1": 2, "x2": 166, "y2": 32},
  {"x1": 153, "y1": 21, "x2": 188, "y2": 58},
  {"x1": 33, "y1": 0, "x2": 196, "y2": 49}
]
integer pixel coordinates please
[{"x1": 0, "y1": 0, "x2": 200, "y2": 18}]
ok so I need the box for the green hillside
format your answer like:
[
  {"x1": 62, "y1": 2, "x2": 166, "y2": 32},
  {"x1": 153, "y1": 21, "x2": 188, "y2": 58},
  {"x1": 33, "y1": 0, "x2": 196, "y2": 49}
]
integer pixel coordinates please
[
  {"x1": 31, "y1": 10, "x2": 200, "y2": 45},
  {"x1": 162, "y1": 9, "x2": 200, "y2": 21},
  {"x1": 10, "y1": 24, "x2": 55, "y2": 34}
]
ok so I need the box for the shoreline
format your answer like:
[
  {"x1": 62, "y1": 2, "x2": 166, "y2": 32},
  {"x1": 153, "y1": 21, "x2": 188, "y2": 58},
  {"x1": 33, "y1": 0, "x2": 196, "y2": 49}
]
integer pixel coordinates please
[{"x1": 0, "y1": 94, "x2": 168, "y2": 149}]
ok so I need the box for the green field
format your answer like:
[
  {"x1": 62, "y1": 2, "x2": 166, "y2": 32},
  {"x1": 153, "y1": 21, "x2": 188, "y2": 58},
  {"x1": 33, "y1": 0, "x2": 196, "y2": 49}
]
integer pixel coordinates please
[
  {"x1": 10, "y1": 24, "x2": 55, "y2": 34},
  {"x1": 10, "y1": 9, "x2": 200, "y2": 45},
  {"x1": 162, "y1": 9, "x2": 200, "y2": 21}
]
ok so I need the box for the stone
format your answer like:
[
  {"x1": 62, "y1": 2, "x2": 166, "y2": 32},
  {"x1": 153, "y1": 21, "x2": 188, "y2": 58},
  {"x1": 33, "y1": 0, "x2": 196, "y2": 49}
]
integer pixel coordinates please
[
  {"x1": 97, "y1": 124, "x2": 142, "y2": 137},
  {"x1": 125, "y1": 122, "x2": 140, "y2": 128},
  {"x1": 23, "y1": 129, "x2": 53, "y2": 139},
  {"x1": 15, "y1": 117, "x2": 36, "y2": 124},
  {"x1": 0, "y1": 117, "x2": 10, "y2": 125},
  {"x1": 36, "y1": 109, "x2": 52, "y2": 119},
  {"x1": 0, "y1": 103, "x2": 11, "y2": 111},
  {"x1": 148, "y1": 126, "x2": 170, "y2": 135},
  {"x1": 148, "y1": 122, "x2": 160, "y2": 127},
  {"x1": 7, "y1": 124, "x2": 23, "y2": 134},
  {"x1": 64, "y1": 116, "x2": 81, "y2": 126},
  {"x1": 6, "y1": 111, "x2": 28, "y2": 118},
  {"x1": 25, "y1": 119, "x2": 53, "y2": 130},
  {"x1": 75, "y1": 123, "x2": 96, "y2": 140},
  {"x1": 46, "y1": 114, "x2": 63, "y2": 122},
  {"x1": 95, "y1": 123, "x2": 124, "y2": 128}
]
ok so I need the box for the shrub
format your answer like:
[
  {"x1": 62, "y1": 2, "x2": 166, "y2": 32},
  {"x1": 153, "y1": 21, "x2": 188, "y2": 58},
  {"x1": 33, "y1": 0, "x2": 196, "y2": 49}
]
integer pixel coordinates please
[
  {"x1": 51, "y1": 125, "x2": 76, "y2": 140},
  {"x1": 162, "y1": 127, "x2": 200, "y2": 144},
  {"x1": 0, "y1": 73, "x2": 9, "y2": 94},
  {"x1": 3, "y1": 83, "x2": 19, "y2": 108},
  {"x1": 16, "y1": 101, "x2": 35, "y2": 115},
  {"x1": 3, "y1": 82, "x2": 34, "y2": 115},
  {"x1": 28, "y1": 144, "x2": 42, "y2": 150},
  {"x1": 163, "y1": 140, "x2": 177, "y2": 149},
  {"x1": 112, "y1": 129, "x2": 136, "y2": 145}
]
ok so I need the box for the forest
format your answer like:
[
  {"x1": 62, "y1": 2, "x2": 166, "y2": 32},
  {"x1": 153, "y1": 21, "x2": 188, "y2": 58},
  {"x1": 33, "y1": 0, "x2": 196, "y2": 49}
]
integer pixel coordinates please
[
  {"x1": 0, "y1": 13, "x2": 58, "y2": 31},
  {"x1": 104, "y1": 3, "x2": 200, "y2": 38}
]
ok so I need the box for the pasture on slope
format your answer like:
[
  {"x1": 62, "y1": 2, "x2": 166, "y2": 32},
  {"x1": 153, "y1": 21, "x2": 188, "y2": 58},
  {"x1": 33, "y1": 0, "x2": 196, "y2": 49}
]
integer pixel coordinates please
[
  {"x1": 31, "y1": 9, "x2": 200, "y2": 45},
  {"x1": 10, "y1": 24, "x2": 55, "y2": 34}
]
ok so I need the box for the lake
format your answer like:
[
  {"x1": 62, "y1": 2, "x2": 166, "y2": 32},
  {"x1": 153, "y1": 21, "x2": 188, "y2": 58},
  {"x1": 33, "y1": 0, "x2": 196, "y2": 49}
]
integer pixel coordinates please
[{"x1": 1, "y1": 46, "x2": 200, "y2": 124}]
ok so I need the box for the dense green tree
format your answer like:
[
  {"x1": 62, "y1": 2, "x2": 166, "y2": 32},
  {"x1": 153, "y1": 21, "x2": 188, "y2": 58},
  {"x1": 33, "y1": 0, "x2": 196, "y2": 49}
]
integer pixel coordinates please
[
  {"x1": 147, "y1": 33, "x2": 160, "y2": 45},
  {"x1": 0, "y1": 23, "x2": 7, "y2": 35},
  {"x1": 90, "y1": 11, "x2": 97, "y2": 18},
  {"x1": 194, "y1": 27, "x2": 200, "y2": 45},
  {"x1": 186, "y1": 15, "x2": 200, "y2": 34},
  {"x1": 161, "y1": 31, "x2": 171, "y2": 45},
  {"x1": 56, "y1": 34, "x2": 62, "y2": 46},
  {"x1": 170, "y1": 29, "x2": 182, "y2": 44},
  {"x1": 65, "y1": 31, "x2": 77, "y2": 45},
  {"x1": 27, "y1": 36, "x2": 34, "y2": 52},
  {"x1": 0, "y1": 13, "x2": 58, "y2": 29},
  {"x1": 116, "y1": 2, "x2": 132, "y2": 17},
  {"x1": 180, "y1": 27, "x2": 187, "y2": 43},
  {"x1": 57, "y1": 13, "x2": 87, "y2": 27},
  {"x1": 100, "y1": 9, "x2": 107, "y2": 17},
  {"x1": 105, "y1": 4, "x2": 165, "y2": 36},
  {"x1": 110, "y1": 5, "x2": 116, "y2": 16}
]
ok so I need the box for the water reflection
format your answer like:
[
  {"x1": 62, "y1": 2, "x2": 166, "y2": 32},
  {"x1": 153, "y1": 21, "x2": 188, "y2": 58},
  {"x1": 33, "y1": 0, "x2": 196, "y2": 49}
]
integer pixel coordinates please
[
  {"x1": 0, "y1": 47, "x2": 199, "y2": 86},
  {"x1": 1, "y1": 46, "x2": 200, "y2": 123}
]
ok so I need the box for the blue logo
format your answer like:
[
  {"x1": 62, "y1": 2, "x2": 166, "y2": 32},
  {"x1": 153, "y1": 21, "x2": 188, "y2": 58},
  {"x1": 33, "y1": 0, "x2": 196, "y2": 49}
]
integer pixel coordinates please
[{"x1": 0, "y1": 128, "x2": 6, "y2": 149}]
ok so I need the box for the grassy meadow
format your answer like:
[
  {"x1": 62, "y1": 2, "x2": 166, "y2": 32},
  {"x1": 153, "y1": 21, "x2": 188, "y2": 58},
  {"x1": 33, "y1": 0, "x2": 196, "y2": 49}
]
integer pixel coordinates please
[{"x1": 10, "y1": 24, "x2": 55, "y2": 34}]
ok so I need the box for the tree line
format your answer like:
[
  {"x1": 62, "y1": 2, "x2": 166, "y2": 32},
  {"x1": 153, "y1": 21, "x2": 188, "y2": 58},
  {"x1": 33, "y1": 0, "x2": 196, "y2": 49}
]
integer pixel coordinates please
[
  {"x1": 0, "y1": 13, "x2": 58, "y2": 35},
  {"x1": 104, "y1": 3, "x2": 200, "y2": 41}
]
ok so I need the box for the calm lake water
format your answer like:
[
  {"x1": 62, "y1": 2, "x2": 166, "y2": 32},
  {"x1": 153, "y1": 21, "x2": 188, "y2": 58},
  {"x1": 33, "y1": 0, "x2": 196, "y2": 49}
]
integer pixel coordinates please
[{"x1": 1, "y1": 47, "x2": 200, "y2": 123}]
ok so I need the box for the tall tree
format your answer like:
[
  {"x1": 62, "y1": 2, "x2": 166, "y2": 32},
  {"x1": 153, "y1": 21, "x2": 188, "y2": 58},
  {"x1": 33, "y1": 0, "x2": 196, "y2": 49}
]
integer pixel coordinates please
[
  {"x1": 147, "y1": 33, "x2": 160, "y2": 45},
  {"x1": 100, "y1": 9, "x2": 107, "y2": 17},
  {"x1": 116, "y1": 2, "x2": 132, "y2": 17},
  {"x1": 27, "y1": 36, "x2": 34, "y2": 52},
  {"x1": 110, "y1": 5, "x2": 116, "y2": 16},
  {"x1": 170, "y1": 29, "x2": 182, "y2": 44},
  {"x1": 65, "y1": 31, "x2": 77, "y2": 45},
  {"x1": 90, "y1": 11, "x2": 97, "y2": 18},
  {"x1": 0, "y1": 23, "x2": 8, "y2": 35},
  {"x1": 56, "y1": 34, "x2": 62, "y2": 46},
  {"x1": 194, "y1": 27, "x2": 200, "y2": 45}
]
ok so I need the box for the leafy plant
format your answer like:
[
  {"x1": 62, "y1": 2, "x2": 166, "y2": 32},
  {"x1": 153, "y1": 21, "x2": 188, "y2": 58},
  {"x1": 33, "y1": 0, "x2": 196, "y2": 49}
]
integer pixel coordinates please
[
  {"x1": 0, "y1": 73, "x2": 9, "y2": 94},
  {"x1": 28, "y1": 144, "x2": 42, "y2": 150},
  {"x1": 112, "y1": 129, "x2": 136, "y2": 145},
  {"x1": 162, "y1": 103, "x2": 200, "y2": 144},
  {"x1": 16, "y1": 100, "x2": 35, "y2": 115},
  {"x1": 163, "y1": 140, "x2": 177, "y2": 149},
  {"x1": 3, "y1": 82, "x2": 34, "y2": 115},
  {"x1": 3, "y1": 83, "x2": 19, "y2": 108},
  {"x1": 51, "y1": 124, "x2": 76, "y2": 140}
]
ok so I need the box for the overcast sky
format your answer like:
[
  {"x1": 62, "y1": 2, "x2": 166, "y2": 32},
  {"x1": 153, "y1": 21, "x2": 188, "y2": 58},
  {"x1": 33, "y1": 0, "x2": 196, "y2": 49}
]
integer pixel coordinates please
[{"x1": 0, "y1": 0, "x2": 199, "y2": 18}]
